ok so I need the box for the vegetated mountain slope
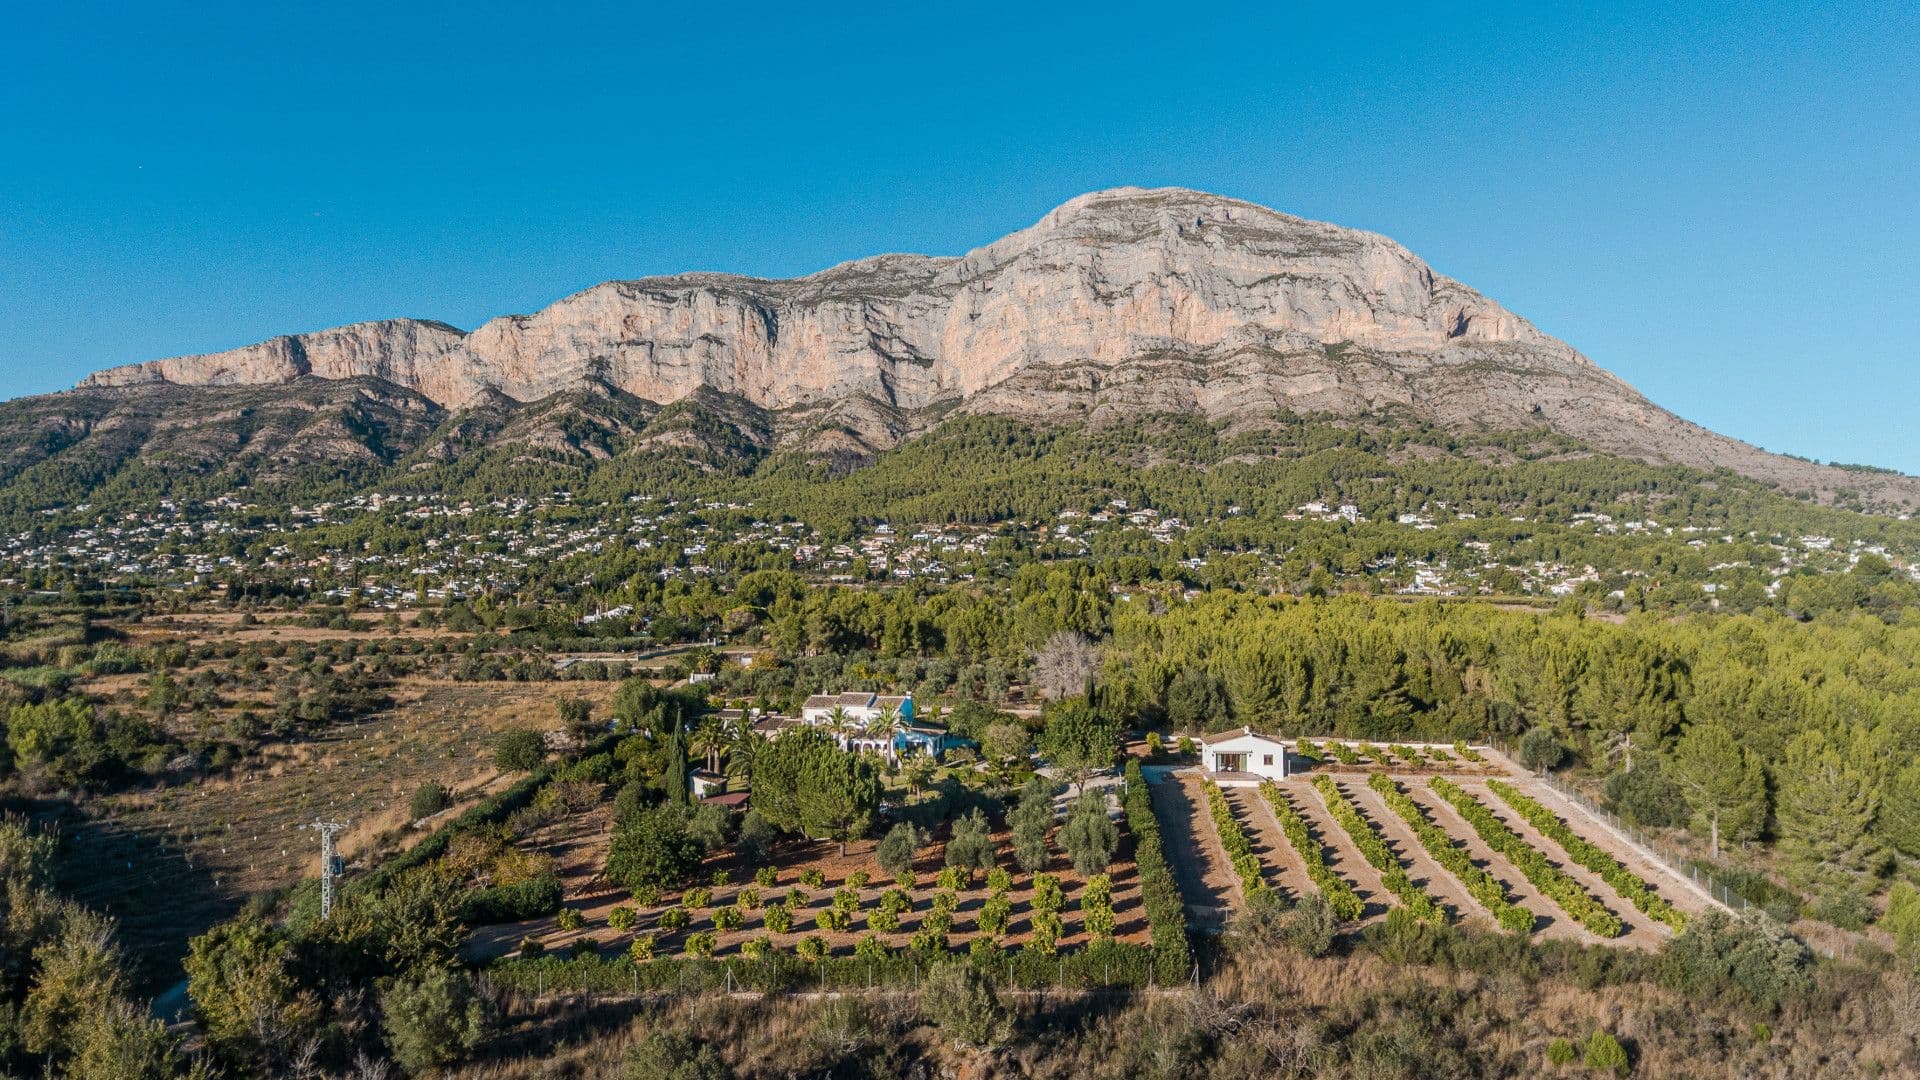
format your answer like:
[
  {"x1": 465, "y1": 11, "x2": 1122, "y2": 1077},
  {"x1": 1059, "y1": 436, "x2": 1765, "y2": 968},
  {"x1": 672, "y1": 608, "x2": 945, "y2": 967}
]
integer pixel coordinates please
[{"x1": 12, "y1": 186, "x2": 1915, "y2": 510}]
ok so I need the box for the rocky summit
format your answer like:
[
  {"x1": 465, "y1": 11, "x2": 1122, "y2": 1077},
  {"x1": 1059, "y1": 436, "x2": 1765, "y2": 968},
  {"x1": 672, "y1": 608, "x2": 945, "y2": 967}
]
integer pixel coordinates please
[{"x1": 28, "y1": 187, "x2": 1920, "y2": 507}]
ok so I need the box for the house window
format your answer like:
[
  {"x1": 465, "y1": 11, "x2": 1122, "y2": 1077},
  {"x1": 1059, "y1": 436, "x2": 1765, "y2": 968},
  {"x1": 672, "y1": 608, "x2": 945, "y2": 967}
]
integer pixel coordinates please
[{"x1": 1263, "y1": 754, "x2": 1274, "y2": 766}]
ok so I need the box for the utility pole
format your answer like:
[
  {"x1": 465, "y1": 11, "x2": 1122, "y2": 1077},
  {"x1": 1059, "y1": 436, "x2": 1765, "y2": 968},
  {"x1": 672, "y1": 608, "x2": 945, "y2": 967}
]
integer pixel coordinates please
[{"x1": 303, "y1": 820, "x2": 349, "y2": 919}]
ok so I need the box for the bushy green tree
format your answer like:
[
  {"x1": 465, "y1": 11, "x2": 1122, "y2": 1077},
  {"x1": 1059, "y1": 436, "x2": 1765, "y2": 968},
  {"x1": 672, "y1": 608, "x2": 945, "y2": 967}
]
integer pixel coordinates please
[
  {"x1": 1011, "y1": 776, "x2": 1055, "y2": 872},
  {"x1": 1059, "y1": 790, "x2": 1116, "y2": 875},
  {"x1": 944, "y1": 809, "x2": 995, "y2": 873},
  {"x1": 380, "y1": 966, "x2": 494, "y2": 1074},
  {"x1": 1038, "y1": 697, "x2": 1121, "y2": 793},
  {"x1": 877, "y1": 822, "x2": 925, "y2": 879},
  {"x1": 493, "y1": 728, "x2": 546, "y2": 772},
  {"x1": 606, "y1": 804, "x2": 705, "y2": 892}
]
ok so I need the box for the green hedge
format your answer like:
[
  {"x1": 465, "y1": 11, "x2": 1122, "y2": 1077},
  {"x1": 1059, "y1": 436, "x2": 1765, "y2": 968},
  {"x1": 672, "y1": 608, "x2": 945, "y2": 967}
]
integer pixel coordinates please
[
  {"x1": 1486, "y1": 780, "x2": 1686, "y2": 931},
  {"x1": 464, "y1": 872, "x2": 564, "y2": 924},
  {"x1": 1429, "y1": 778, "x2": 1623, "y2": 938},
  {"x1": 484, "y1": 939, "x2": 1160, "y2": 995},
  {"x1": 1368, "y1": 774, "x2": 1533, "y2": 934},
  {"x1": 1258, "y1": 781, "x2": 1365, "y2": 921},
  {"x1": 1122, "y1": 759, "x2": 1192, "y2": 982}
]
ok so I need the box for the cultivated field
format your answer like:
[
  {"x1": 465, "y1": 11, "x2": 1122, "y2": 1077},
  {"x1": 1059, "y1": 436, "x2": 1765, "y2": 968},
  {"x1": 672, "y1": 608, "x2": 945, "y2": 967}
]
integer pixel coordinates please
[{"x1": 1152, "y1": 742, "x2": 1718, "y2": 950}]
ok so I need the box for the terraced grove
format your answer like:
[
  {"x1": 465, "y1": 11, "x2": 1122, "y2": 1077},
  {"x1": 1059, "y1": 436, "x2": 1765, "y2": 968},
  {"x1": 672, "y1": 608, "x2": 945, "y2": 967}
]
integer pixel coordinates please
[{"x1": 1154, "y1": 764, "x2": 1717, "y2": 949}]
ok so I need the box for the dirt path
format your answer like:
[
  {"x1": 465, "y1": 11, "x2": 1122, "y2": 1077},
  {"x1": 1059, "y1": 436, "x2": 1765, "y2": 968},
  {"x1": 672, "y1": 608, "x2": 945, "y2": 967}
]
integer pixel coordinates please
[
  {"x1": 1279, "y1": 781, "x2": 1395, "y2": 926},
  {"x1": 1149, "y1": 774, "x2": 1237, "y2": 930},
  {"x1": 1454, "y1": 779, "x2": 1669, "y2": 949},
  {"x1": 1227, "y1": 787, "x2": 1307, "y2": 902},
  {"x1": 1341, "y1": 779, "x2": 1488, "y2": 930},
  {"x1": 1404, "y1": 783, "x2": 1598, "y2": 945}
]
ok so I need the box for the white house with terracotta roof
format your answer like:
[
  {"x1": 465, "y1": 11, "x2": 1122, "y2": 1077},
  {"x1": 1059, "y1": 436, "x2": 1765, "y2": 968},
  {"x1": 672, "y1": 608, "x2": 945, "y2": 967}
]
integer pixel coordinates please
[{"x1": 1199, "y1": 727, "x2": 1289, "y2": 785}]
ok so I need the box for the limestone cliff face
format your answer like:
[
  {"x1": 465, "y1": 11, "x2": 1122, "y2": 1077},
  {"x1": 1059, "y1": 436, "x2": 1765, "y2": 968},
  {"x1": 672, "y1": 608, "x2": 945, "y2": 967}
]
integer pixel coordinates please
[
  {"x1": 83, "y1": 319, "x2": 467, "y2": 391},
  {"x1": 77, "y1": 188, "x2": 1572, "y2": 414},
  {"x1": 65, "y1": 187, "x2": 1916, "y2": 502}
]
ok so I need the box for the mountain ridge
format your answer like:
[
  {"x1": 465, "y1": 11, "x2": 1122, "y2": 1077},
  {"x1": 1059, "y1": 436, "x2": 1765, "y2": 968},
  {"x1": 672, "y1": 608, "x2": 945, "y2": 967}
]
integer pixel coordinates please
[{"x1": 31, "y1": 186, "x2": 1920, "y2": 510}]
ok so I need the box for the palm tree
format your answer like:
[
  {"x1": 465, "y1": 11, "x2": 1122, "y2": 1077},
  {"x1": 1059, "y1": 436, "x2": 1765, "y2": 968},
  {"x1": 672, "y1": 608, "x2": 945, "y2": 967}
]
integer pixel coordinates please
[
  {"x1": 725, "y1": 716, "x2": 759, "y2": 783},
  {"x1": 825, "y1": 706, "x2": 854, "y2": 750},
  {"x1": 691, "y1": 715, "x2": 726, "y2": 774},
  {"x1": 866, "y1": 705, "x2": 901, "y2": 767}
]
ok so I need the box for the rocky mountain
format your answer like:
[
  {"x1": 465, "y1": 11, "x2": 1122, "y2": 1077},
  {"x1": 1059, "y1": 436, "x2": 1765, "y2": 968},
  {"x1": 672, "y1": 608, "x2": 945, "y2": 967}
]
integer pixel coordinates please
[{"x1": 19, "y1": 187, "x2": 1920, "y2": 508}]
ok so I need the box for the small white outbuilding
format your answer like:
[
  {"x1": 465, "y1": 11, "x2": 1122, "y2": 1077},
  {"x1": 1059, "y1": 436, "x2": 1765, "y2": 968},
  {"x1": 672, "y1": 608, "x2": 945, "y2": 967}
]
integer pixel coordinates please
[{"x1": 1199, "y1": 727, "x2": 1290, "y2": 785}]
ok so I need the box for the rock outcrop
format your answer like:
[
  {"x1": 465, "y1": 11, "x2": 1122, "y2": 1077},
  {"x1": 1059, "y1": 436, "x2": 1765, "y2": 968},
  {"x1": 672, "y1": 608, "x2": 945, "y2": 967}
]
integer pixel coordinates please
[{"x1": 61, "y1": 187, "x2": 1919, "y2": 504}]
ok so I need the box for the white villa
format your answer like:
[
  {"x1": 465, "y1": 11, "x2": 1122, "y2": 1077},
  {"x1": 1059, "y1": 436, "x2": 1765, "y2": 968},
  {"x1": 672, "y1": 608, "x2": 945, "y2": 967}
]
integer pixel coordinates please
[
  {"x1": 799, "y1": 691, "x2": 921, "y2": 756},
  {"x1": 1199, "y1": 727, "x2": 1290, "y2": 785}
]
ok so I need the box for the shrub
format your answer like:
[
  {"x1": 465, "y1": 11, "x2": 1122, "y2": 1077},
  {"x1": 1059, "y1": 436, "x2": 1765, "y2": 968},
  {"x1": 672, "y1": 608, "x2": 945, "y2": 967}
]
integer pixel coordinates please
[
  {"x1": 755, "y1": 866, "x2": 778, "y2": 888},
  {"x1": 518, "y1": 936, "x2": 544, "y2": 958},
  {"x1": 908, "y1": 928, "x2": 948, "y2": 956},
  {"x1": 800, "y1": 867, "x2": 827, "y2": 888},
  {"x1": 1546, "y1": 1036, "x2": 1577, "y2": 1066},
  {"x1": 834, "y1": 886, "x2": 861, "y2": 913},
  {"x1": 629, "y1": 933, "x2": 655, "y2": 962},
  {"x1": 1661, "y1": 909, "x2": 1811, "y2": 1010},
  {"x1": 740, "y1": 936, "x2": 772, "y2": 961},
  {"x1": 846, "y1": 870, "x2": 871, "y2": 890},
  {"x1": 555, "y1": 907, "x2": 584, "y2": 932},
  {"x1": 494, "y1": 729, "x2": 546, "y2": 772},
  {"x1": 762, "y1": 903, "x2": 793, "y2": 934},
  {"x1": 464, "y1": 872, "x2": 564, "y2": 924},
  {"x1": 657, "y1": 906, "x2": 689, "y2": 932},
  {"x1": 632, "y1": 884, "x2": 663, "y2": 908},
  {"x1": 937, "y1": 866, "x2": 968, "y2": 891},
  {"x1": 713, "y1": 905, "x2": 744, "y2": 931},
  {"x1": 684, "y1": 931, "x2": 716, "y2": 958},
  {"x1": 607, "y1": 906, "x2": 637, "y2": 931},
  {"x1": 895, "y1": 870, "x2": 916, "y2": 891},
  {"x1": 855, "y1": 933, "x2": 890, "y2": 961},
  {"x1": 710, "y1": 867, "x2": 731, "y2": 887},
  {"x1": 921, "y1": 963, "x2": 1011, "y2": 1050},
  {"x1": 1518, "y1": 727, "x2": 1567, "y2": 772},
  {"x1": 1029, "y1": 910, "x2": 1062, "y2": 955},
  {"x1": 986, "y1": 867, "x2": 1013, "y2": 893},
  {"x1": 736, "y1": 886, "x2": 762, "y2": 911},
  {"x1": 1583, "y1": 1030, "x2": 1629, "y2": 1076},
  {"x1": 606, "y1": 804, "x2": 704, "y2": 893},
  {"x1": 409, "y1": 781, "x2": 452, "y2": 820},
  {"x1": 621, "y1": 1030, "x2": 729, "y2": 1080},
  {"x1": 816, "y1": 907, "x2": 850, "y2": 933},
  {"x1": 1082, "y1": 874, "x2": 1116, "y2": 940},
  {"x1": 682, "y1": 887, "x2": 713, "y2": 911},
  {"x1": 978, "y1": 892, "x2": 1012, "y2": 937},
  {"x1": 797, "y1": 935, "x2": 828, "y2": 962},
  {"x1": 868, "y1": 907, "x2": 901, "y2": 933}
]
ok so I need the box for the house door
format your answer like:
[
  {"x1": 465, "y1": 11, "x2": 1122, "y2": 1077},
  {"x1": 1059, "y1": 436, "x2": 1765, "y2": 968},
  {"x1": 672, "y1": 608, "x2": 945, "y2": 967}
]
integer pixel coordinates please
[{"x1": 1217, "y1": 752, "x2": 1247, "y2": 772}]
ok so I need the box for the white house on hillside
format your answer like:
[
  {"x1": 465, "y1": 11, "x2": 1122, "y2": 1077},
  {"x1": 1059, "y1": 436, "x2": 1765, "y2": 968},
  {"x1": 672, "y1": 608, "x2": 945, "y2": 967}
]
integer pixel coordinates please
[
  {"x1": 799, "y1": 691, "x2": 917, "y2": 756},
  {"x1": 1199, "y1": 727, "x2": 1289, "y2": 785}
]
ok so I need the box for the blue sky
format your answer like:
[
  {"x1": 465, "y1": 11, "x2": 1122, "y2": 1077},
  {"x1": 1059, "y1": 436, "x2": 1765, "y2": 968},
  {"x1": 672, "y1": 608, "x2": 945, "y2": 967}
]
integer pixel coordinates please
[{"x1": 3, "y1": 1, "x2": 1916, "y2": 470}]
